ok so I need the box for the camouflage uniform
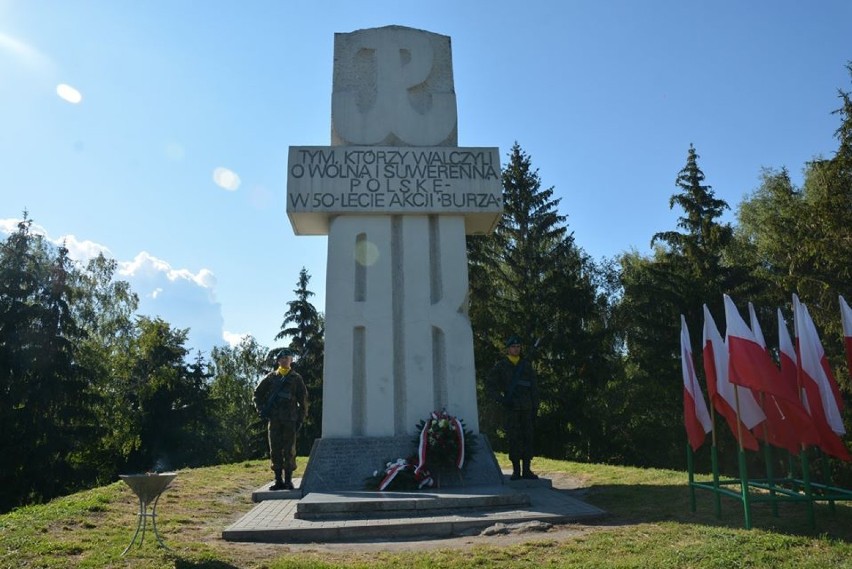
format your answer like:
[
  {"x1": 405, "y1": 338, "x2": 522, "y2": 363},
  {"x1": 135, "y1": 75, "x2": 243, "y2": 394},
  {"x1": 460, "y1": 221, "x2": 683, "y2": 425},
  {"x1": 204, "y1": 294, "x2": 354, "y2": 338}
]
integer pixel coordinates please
[
  {"x1": 488, "y1": 342, "x2": 539, "y2": 479},
  {"x1": 254, "y1": 368, "x2": 309, "y2": 476}
]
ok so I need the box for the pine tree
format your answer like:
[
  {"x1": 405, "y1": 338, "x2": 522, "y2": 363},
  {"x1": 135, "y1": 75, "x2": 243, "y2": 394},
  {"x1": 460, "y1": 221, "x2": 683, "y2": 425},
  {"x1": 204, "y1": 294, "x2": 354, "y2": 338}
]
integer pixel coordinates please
[
  {"x1": 0, "y1": 216, "x2": 96, "y2": 509},
  {"x1": 468, "y1": 143, "x2": 610, "y2": 460},
  {"x1": 616, "y1": 144, "x2": 754, "y2": 468},
  {"x1": 276, "y1": 267, "x2": 324, "y2": 453}
]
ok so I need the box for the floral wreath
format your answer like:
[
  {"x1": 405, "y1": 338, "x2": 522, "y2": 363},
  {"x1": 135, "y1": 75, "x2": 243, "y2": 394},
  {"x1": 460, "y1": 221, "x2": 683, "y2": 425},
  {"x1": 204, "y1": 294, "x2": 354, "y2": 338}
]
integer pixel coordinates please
[
  {"x1": 365, "y1": 410, "x2": 477, "y2": 492},
  {"x1": 414, "y1": 410, "x2": 467, "y2": 474}
]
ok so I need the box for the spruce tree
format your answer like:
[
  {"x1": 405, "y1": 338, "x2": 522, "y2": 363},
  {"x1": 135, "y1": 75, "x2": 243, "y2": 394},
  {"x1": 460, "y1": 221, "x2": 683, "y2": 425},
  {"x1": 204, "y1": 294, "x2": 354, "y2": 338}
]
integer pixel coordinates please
[
  {"x1": 617, "y1": 144, "x2": 753, "y2": 469},
  {"x1": 276, "y1": 267, "x2": 324, "y2": 452},
  {"x1": 469, "y1": 143, "x2": 609, "y2": 460},
  {"x1": 0, "y1": 216, "x2": 95, "y2": 509}
]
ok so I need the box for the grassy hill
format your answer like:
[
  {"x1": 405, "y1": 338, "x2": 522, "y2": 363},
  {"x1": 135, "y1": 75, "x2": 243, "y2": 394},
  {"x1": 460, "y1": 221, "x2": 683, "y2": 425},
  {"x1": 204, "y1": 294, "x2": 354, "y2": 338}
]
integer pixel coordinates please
[{"x1": 1, "y1": 455, "x2": 850, "y2": 568}]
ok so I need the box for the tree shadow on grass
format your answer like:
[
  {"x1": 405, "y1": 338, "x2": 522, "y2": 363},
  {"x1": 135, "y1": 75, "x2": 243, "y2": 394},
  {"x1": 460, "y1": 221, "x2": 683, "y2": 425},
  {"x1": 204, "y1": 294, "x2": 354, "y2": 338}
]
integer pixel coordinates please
[
  {"x1": 174, "y1": 559, "x2": 240, "y2": 569},
  {"x1": 560, "y1": 482, "x2": 852, "y2": 541}
]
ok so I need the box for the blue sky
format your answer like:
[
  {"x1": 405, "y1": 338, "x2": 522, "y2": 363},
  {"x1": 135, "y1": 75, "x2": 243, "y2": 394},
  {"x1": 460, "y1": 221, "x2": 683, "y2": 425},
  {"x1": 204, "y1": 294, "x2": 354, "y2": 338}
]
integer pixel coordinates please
[{"x1": 1, "y1": 1, "x2": 850, "y2": 354}]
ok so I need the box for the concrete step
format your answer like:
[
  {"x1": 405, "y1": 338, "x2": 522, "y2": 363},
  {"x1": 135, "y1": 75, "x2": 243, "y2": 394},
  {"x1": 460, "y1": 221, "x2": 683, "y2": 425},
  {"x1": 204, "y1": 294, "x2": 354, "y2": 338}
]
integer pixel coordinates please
[
  {"x1": 294, "y1": 486, "x2": 530, "y2": 519},
  {"x1": 252, "y1": 472, "x2": 552, "y2": 503},
  {"x1": 252, "y1": 479, "x2": 304, "y2": 502},
  {"x1": 223, "y1": 477, "x2": 607, "y2": 544},
  {"x1": 222, "y1": 487, "x2": 606, "y2": 543}
]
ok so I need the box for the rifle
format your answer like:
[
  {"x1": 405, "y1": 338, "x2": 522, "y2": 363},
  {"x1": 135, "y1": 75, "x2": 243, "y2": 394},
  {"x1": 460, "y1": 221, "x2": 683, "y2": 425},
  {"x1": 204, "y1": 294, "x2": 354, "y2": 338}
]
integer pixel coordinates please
[
  {"x1": 259, "y1": 374, "x2": 291, "y2": 420},
  {"x1": 502, "y1": 336, "x2": 542, "y2": 407}
]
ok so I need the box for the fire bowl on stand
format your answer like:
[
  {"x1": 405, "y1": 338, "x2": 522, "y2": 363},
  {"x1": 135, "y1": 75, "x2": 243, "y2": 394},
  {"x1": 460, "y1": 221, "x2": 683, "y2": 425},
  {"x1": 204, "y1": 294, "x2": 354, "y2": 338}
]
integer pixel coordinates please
[{"x1": 119, "y1": 472, "x2": 177, "y2": 555}]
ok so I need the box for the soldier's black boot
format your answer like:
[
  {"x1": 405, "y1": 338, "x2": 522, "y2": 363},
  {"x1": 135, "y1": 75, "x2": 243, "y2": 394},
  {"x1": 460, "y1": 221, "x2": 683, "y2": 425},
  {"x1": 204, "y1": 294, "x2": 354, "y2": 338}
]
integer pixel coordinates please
[
  {"x1": 270, "y1": 469, "x2": 285, "y2": 490},
  {"x1": 522, "y1": 459, "x2": 539, "y2": 480},
  {"x1": 510, "y1": 460, "x2": 522, "y2": 480},
  {"x1": 283, "y1": 469, "x2": 295, "y2": 490}
]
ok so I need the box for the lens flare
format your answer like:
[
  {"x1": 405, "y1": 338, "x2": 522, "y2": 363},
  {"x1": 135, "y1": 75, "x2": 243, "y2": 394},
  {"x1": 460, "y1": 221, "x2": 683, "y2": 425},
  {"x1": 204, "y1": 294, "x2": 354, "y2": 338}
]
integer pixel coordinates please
[
  {"x1": 354, "y1": 240, "x2": 379, "y2": 266},
  {"x1": 213, "y1": 167, "x2": 241, "y2": 191}
]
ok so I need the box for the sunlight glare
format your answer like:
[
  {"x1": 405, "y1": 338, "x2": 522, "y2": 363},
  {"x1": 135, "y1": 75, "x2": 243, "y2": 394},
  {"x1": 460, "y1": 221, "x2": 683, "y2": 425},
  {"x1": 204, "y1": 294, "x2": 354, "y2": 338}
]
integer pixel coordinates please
[
  {"x1": 56, "y1": 83, "x2": 82, "y2": 104},
  {"x1": 213, "y1": 167, "x2": 241, "y2": 191},
  {"x1": 354, "y1": 240, "x2": 380, "y2": 266},
  {"x1": 165, "y1": 142, "x2": 185, "y2": 161}
]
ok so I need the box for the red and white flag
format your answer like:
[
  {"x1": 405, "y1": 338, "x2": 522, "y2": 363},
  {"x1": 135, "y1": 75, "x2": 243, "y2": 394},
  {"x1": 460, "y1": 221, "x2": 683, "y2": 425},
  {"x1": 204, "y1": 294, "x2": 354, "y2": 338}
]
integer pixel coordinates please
[
  {"x1": 725, "y1": 295, "x2": 794, "y2": 401},
  {"x1": 702, "y1": 305, "x2": 764, "y2": 451},
  {"x1": 777, "y1": 309, "x2": 800, "y2": 400},
  {"x1": 793, "y1": 294, "x2": 850, "y2": 461},
  {"x1": 746, "y1": 302, "x2": 815, "y2": 454},
  {"x1": 840, "y1": 295, "x2": 852, "y2": 378},
  {"x1": 748, "y1": 303, "x2": 767, "y2": 348},
  {"x1": 681, "y1": 315, "x2": 712, "y2": 451},
  {"x1": 777, "y1": 308, "x2": 820, "y2": 449}
]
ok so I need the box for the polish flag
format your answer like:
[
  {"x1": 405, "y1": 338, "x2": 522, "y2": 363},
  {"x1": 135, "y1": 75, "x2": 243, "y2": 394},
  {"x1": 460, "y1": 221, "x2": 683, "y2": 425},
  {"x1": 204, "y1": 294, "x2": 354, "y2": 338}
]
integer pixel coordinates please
[
  {"x1": 840, "y1": 295, "x2": 852, "y2": 378},
  {"x1": 777, "y1": 308, "x2": 819, "y2": 449},
  {"x1": 746, "y1": 302, "x2": 815, "y2": 454},
  {"x1": 793, "y1": 295, "x2": 850, "y2": 461},
  {"x1": 681, "y1": 315, "x2": 712, "y2": 451},
  {"x1": 703, "y1": 305, "x2": 763, "y2": 451},
  {"x1": 725, "y1": 295, "x2": 794, "y2": 402},
  {"x1": 777, "y1": 309, "x2": 800, "y2": 400}
]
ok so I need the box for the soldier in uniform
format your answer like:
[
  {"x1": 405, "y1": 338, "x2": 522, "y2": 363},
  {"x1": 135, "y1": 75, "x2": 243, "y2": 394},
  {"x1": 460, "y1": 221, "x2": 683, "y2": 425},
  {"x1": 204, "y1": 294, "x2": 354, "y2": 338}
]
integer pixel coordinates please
[
  {"x1": 254, "y1": 347, "x2": 309, "y2": 490},
  {"x1": 487, "y1": 335, "x2": 539, "y2": 480}
]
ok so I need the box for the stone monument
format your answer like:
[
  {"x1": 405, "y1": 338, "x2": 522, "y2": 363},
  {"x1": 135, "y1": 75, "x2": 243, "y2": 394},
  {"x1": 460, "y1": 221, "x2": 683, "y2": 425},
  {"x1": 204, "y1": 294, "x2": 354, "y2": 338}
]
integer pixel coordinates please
[{"x1": 287, "y1": 26, "x2": 504, "y2": 491}]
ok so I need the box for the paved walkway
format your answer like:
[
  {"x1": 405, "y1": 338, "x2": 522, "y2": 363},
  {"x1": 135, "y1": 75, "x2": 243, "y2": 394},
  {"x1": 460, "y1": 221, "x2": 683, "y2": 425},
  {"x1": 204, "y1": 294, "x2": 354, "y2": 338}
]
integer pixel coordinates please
[{"x1": 223, "y1": 474, "x2": 606, "y2": 543}]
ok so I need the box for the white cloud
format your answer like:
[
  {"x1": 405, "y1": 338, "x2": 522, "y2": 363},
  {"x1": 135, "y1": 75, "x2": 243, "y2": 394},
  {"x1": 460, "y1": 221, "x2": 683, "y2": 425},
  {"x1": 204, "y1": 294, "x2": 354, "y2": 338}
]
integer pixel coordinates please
[
  {"x1": 223, "y1": 330, "x2": 248, "y2": 347},
  {"x1": 119, "y1": 252, "x2": 225, "y2": 353},
  {"x1": 60, "y1": 234, "x2": 112, "y2": 263},
  {"x1": 0, "y1": 217, "x2": 47, "y2": 237},
  {"x1": 0, "y1": 218, "x2": 22, "y2": 234},
  {"x1": 0, "y1": 219, "x2": 110, "y2": 264},
  {"x1": 120, "y1": 252, "x2": 218, "y2": 289},
  {"x1": 0, "y1": 219, "x2": 229, "y2": 353}
]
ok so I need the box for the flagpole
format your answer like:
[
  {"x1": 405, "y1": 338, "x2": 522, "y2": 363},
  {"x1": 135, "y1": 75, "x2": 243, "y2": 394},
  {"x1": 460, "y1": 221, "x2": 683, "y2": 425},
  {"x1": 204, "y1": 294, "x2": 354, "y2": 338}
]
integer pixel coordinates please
[
  {"x1": 792, "y1": 299, "x2": 815, "y2": 527},
  {"x1": 709, "y1": 405, "x2": 721, "y2": 518},
  {"x1": 821, "y1": 451, "x2": 837, "y2": 514},
  {"x1": 733, "y1": 386, "x2": 753, "y2": 530},
  {"x1": 758, "y1": 393, "x2": 779, "y2": 517},
  {"x1": 687, "y1": 441, "x2": 696, "y2": 513},
  {"x1": 796, "y1": 378, "x2": 816, "y2": 527}
]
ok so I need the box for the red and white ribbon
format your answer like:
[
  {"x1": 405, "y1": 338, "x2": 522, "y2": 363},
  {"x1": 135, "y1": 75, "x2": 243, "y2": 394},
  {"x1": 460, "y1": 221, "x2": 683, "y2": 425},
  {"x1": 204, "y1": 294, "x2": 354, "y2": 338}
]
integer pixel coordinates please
[
  {"x1": 379, "y1": 458, "x2": 409, "y2": 491},
  {"x1": 414, "y1": 412, "x2": 437, "y2": 476},
  {"x1": 451, "y1": 416, "x2": 465, "y2": 469}
]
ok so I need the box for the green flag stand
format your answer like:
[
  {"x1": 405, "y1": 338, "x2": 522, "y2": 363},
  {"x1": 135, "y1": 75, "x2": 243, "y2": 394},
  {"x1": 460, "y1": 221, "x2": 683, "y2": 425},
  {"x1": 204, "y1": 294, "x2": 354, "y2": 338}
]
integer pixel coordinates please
[{"x1": 687, "y1": 434, "x2": 852, "y2": 529}]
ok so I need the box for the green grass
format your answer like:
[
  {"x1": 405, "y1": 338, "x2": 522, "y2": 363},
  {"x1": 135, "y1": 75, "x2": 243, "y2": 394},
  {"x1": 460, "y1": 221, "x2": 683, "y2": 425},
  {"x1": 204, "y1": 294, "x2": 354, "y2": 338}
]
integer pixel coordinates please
[{"x1": 0, "y1": 456, "x2": 850, "y2": 568}]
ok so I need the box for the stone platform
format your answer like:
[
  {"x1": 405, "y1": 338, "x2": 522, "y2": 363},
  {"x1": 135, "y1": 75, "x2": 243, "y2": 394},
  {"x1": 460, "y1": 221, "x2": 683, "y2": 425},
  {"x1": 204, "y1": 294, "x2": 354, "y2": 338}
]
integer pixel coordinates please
[
  {"x1": 223, "y1": 473, "x2": 606, "y2": 543},
  {"x1": 299, "y1": 434, "x2": 504, "y2": 494}
]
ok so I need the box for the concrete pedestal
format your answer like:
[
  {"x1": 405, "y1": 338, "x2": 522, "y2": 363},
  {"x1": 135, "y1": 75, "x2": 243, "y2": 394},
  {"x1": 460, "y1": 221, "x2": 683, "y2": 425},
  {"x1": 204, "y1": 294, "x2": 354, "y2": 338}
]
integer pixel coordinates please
[{"x1": 300, "y1": 434, "x2": 504, "y2": 495}]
